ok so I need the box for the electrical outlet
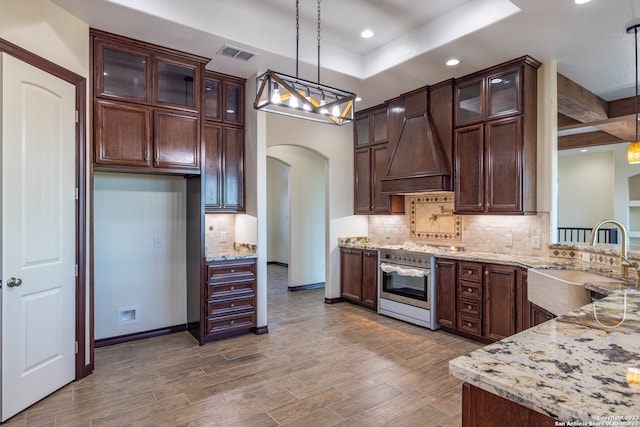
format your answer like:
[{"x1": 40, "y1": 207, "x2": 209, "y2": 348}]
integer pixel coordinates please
[
  {"x1": 581, "y1": 252, "x2": 590, "y2": 262},
  {"x1": 153, "y1": 235, "x2": 162, "y2": 248},
  {"x1": 505, "y1": 233, "x2": 513, "y2": 247},
  {"x1": 220, "y1": 231, "x2": 227, "y2": 242},
  {"x1": 531, "y1": 235, "x2": 541, "y2": 249}
]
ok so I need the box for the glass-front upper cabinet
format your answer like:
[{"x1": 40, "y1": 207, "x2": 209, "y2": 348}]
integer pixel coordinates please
[
  {"x1": 204, "y1": 77, "x2": 221, "y2": 121},
  {"x1": 372, "y1": 111, "x2": 388, "y2": 144},
  {"x1": 487, "y1": 68, "x2": 520, "y2": 119},
  {"x1": 224, "y1": 81, "x2": 244, "y2": 125},
  {"x1": 156, "y1": 57, "x2": 197, "y2": 109},
  {"x1": 455, "y1": 77, "x2": 483, "y2": 126},
  {"x1": 96, "y1": 42, "x2": 150, "y2": 102}
]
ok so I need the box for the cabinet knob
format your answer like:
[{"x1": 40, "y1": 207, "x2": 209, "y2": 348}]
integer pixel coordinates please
[
  {"x1": 230, "y1": 286, "x2": 235, "y2": 290},
  {"x1": 230, "y1": 269, "x2": 235, "y2": 273},
  {"x1": 467, "y1": 270, "x2": 472, "y2": 275},
  {"x1": 230, "y1": 320, "x2": 235, "y2": 324},
  {"x1": 230, "y1": 303, "x2": 235, "y2": 307},
  {"x1": 468, "y1": 305, "x2": 473, "y2": 310},
  {"x1": 467, "y1": 322, "x2": 472, "y2": 327},
  {"x1": 467, "y1": 288, "x2": 473, "y2": 293},
  {"x1": 485, "y1": 271, "x2": 489, "y2": 276}
]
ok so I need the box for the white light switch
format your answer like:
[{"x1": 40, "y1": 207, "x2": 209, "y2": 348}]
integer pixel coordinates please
[
  {"x1": 505, "y1": 234, "x2": 513, "y2": 247},
  {"x1": 531, "y1": 236, "x2": 541, "y2": 249},
  {"x1": 220, "y1": 231, "x2": 227, "y2": 242}
]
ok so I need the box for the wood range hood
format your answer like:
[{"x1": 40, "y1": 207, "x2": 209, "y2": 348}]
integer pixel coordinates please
[{"x1": 381, "y1": 82, "x2": 453, "y2": 194}]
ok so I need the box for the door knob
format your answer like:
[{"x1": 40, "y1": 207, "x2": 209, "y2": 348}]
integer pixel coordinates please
[{"x1": 7, "y1": 277, "x2": 22, "y2": 288}]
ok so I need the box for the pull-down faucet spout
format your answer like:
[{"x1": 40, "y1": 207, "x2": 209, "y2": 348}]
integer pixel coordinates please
[{"x1": 589, "y1": 219, "x2": 630, "y2": 277}]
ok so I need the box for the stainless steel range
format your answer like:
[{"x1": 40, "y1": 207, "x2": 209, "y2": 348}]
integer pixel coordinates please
[{"x1": 378, "y1": 247, "x2": 438, "y2": 330}]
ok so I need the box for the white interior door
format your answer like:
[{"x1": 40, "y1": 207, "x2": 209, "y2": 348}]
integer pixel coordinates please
[{"x1": 1, "y1": 53, "x2": 77, "y2": 422}]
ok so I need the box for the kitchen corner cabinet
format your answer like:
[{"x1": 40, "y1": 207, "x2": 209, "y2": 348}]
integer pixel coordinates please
[
  {"x1": 353, "y1": 106, "x2": 404, "y2": 215},
  {"x1": 91, "y1": 29, "x2": 209, "y2": 174},
  {"x1": 454, "y1": 56, "x2": 540, "y2": 215},
  {"x1": 340, "y1": 248, "x2": 378, "y2": 310},
  {"x1": 436, "y1": 258, "x2": 530, "y2": 342},
  {"x1": 193, "y1": 258, "x2": 257, "y2": 344},
  {"x1": 530, "y1": 302, "x2": 555, "y2": 327},
  {"x1": 203, "y1": 71, "x2": 246, "y2": 213}
]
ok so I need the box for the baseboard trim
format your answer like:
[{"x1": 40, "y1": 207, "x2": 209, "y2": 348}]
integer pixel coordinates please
[
  {"x1": 94, "y1": 324, "x2": 187, "y2": 348},
  {"x1": 254, "y1": 325, "x2": 269, "y2": 335},
  {"x1": 288, "y1": 282, "x2": 325, "y2": 292},
  {"x1": 267, "y1": 261, "x2": 288, "y2": 267},
  {"x1": 324, "y1": 297, "x2": 343, "y2": 304}
]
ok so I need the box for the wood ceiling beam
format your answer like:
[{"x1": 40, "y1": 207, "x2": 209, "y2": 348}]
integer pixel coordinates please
[
  {"x1": 557, "y1": 73, "x2": 609, "y2": 122},
  {"x1": 558, "y1": 130, "x2": 623, "y2": 150}
]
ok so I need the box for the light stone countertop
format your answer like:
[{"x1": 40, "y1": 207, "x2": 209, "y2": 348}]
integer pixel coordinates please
[
  {"x1": 449, "y1": 290, "x2": 640, "y2": 424},
  {"x1": 205, "y1": 251, "x2": 257, "y2": 262}
]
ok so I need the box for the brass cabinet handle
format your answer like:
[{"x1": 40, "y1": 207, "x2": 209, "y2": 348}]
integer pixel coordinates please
[
  {"x1": 467, "y1": 288, "x2": 473, "y2": 293},
  {"x1": 468, "y1": 305, "x2": 473, "y2": 310}
]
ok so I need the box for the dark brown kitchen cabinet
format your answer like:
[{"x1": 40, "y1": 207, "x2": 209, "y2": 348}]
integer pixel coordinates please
[
  {"x1": 483, "y1": 264, "x2": 517, "y2": 341},
  {"x1": 353, "y1": 105, "x2": 404, "y2": 215},
  {"x1": 191, "y1": 258, "x2": 257, "y2": 344},
  {"x1": 437, "y1": 258, "x2": 530, "y2": 343},
  {"x1": 91, "y1": 29, "x2": 208, "y2": 174},
  {"x1": 530, "y1": 303, "x2": 555, "y2": 326},
  {"x1": 340, "y1": 248, "x2": 378, "y2": 310},
  {"x1": 435, "y1": 259, "x2": 457, "y2": 329},
  {"x1": 204, "y1": 124, "x2": 245, "y2": 213},
  {"x1": 204, "y1": 71, "x2": 245, "y2": 126},
  {"x1": 454, "y1": 56, "x2": 539, "y2": 215}
]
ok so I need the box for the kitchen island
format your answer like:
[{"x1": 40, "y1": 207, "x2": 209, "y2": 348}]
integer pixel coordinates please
[{"x1": 449, "y1": 289, "x2": 640, "y2": 426}]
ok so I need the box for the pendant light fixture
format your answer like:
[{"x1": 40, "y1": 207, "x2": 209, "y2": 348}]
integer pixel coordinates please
[
  {"x1": 254, "y1": 0, "x2": 356, "y2": 125},
  {"x1": 627, "y1": 21, "x2": 640, "y2": 164}
]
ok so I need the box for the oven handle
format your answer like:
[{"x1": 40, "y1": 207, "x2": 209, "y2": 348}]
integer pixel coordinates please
[{"x1": 380, "y1": 262, "x2": 430, "y2": 277}]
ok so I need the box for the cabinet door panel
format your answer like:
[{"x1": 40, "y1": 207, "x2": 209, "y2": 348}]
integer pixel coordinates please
[
  {"x1": 487, "y1": 68, "x2": 521, "y2": 119},
  {"x1": 224, "y1": 81, "x2": 244, "y2": 125},
  {"x1": 484, "y1": 264, "x2": 516, "y2": 341},
  {"x1": 156, "y1": 58, "x2": 198, "y2": 109},
  {"x1": 95, "y1": 41, "x2": 150, "y2": 102},
  {"x1": 204, "y1": 78, "x2": 221, "y2": 121},
  {"x1": 204, "y1": 124, "x2": 222, "y2": 209},
  {"x1": 371, "y1": 144, "x2": 391, "y2": 214},
  {"x1": 454, "y1": 124, "x2": 484, "y2": 213},
  {"x1": 222, "y1": 127, "x2": 245, "y2": 211},
  {"x1": 354, "y1": 148, "x2": 372, "y2": 214},
  {"x1": 95, "y1": 100, "x2": 151, "y2": 167},
  {"x1": 340, "y1": 249, "x2": 363, "y2": 302},
  {"x1": 361, "y1": 250, "x2": 378, "y2": 310},
  {"x1": 486, "y1": 116, "x2": 522, "y2": 212},
  {"x1": 355, "y1": 117, "x2": 370, "y2": 147},
  {"x1": 455, "y1": 77, "x2": 484, "y2": 126},
  {"x1": 436, "y1": 259, "x2": 457, "y2": 329},
  {"x1": 154, "y1": 110, "x2": 199, "y2": 169}
]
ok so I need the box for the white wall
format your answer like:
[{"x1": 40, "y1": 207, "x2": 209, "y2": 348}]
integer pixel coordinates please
[
  {"x1": 0, "y1": 0, "x2": 91, "y2": 362},
  {"x1": 93, "y1": 173, "x2": 187, "y2": 339},
  {"x1": 264, "y1": 114, "x2": 367, "y2": 299},
  {"x1": 266, "y1": 157, "x2": 290, "y2": 264},
  {"x1": 558, "y1": 150, "x2": 614, "y2": 228},
  {"x1": 267, "y1": 146, "x2": 325, "y2": 287}
]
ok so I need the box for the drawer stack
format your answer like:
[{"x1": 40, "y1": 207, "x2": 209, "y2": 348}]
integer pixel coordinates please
[
  {"x1": 205, "y1": 258, "x2": 256, "y2": 339},
  {"x1": 457, "y1": 261, "x2": 483, "y2": 337}
]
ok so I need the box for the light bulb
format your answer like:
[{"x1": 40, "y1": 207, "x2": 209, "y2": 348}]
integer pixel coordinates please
[
  {"x1": 303, "y1": 89, "x2": 312, "y2": 111},
  {"x1": 332, "y1": 105, "x2": 340, "y2": 117},
  {"x1": 319, "y1": 94, "x2": 328, "y2": 114},
  {"x1": 289, "y1": 95, "x2": 299, "y2": 108},
  {"x1": 271, "y1": 84, "x2": 281, "y2": 104}
]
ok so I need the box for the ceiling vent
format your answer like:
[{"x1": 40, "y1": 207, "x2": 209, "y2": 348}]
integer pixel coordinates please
[{"x1": 217, "y1": 45, "x2": 256, "y2": 61}]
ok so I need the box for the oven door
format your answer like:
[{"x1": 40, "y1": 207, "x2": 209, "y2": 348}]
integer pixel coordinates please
[{"x1": 379, "y1": 263, "x2": 430, "y2": 308}]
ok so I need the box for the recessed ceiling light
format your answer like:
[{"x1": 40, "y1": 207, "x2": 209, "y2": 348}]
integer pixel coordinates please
[
  {"x1": 355, "y1": 97, "x2": 362, "y2": 102},
  {"x1": 446, "y1": 58, "x2": 460, "y2": 66},
  {"x1": 575, "y1": 0, "x2": 591, "y2": 4},
  {"x1": 580, "y1": 149, "x2": 589, "y2": 152},
  {"x1": 360, "y1": 29, "x2": 374, "y2": 39}
]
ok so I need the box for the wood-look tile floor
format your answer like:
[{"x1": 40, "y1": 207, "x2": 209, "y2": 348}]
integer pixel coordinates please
[{"x1": 5, "y1": 265, "x2": 480, "y2": 426}]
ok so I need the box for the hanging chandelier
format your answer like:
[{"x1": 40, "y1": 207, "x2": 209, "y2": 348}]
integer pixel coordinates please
[
  {"x1": 627, "y1": 21, "x2": 640, "y2": 163},
  {"x1": 254, "y1": 0, "x2": 356, "y2": 125}
]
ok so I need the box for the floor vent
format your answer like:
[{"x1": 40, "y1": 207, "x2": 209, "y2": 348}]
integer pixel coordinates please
[{"x1": 217, "y1": 45, "x2": 256, "y2": 61}]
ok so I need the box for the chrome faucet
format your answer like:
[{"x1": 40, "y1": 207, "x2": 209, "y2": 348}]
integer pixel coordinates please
[{"x1": 589, "y1": 219, "x2": 632, "y2": 277}]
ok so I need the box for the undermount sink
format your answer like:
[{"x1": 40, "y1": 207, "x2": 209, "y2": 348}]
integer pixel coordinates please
[{"x1": 527, "y1": 269, "x2": 605, "y2": 317}]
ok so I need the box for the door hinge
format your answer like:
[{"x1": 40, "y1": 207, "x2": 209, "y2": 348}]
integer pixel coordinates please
[
  {"x1": 75, "y1": 187, "x2": 79, "y2": 200},
  {"x1": 75, "y1": 264, "x2": 79, "y2": 277},
  {"x1": 75, "y1": 341, "x2": 79, "y2": 354},
  {"x1": 75, "y1": 110, "x2": 79, "y2": 123}
]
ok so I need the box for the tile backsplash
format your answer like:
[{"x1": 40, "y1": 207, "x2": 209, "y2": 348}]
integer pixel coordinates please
[
  {"x1": 367, "y1": 193, "x2": 551, "y2": 256},
  {"x1": 205, "y1": 214, "x2": 235, "y2": 253}
]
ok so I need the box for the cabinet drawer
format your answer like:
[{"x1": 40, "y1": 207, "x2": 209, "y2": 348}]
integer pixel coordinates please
[
  {"x1": 207, "y1": 279, "x2": 255, "y2": 298},
  {"x1": 459, "y1": 262, "x2": 483, "y2": 282},
  {"x1": 458, "y1": 297, "x2": 482, "y2": 317},
  {"x1": 207, "y1": 262, "x2": 255, "y2": 280},
  {"x1": 207, "y1": 312, "x2": 255, "y2": 335},
  {"x1": 208, "y1": 296, "x2": 255, "y2": 317},
  {"x1": 458, "y1": 314, "x2": 482, "y2": 336},
  {"x1": 458, "y1": 280, "x2": 482, "y2": 300}
]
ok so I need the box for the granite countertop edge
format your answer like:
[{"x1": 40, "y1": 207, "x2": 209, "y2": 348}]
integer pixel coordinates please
[{"x1": 205, "y1": 252, "x2": 257, "y2": 262}]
